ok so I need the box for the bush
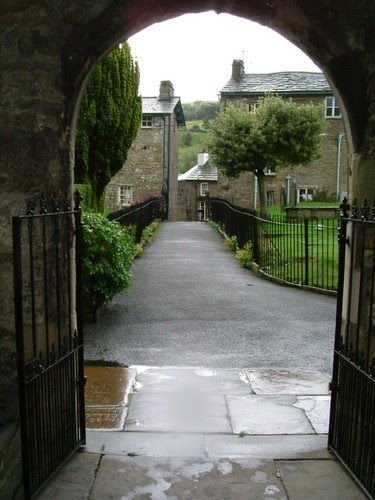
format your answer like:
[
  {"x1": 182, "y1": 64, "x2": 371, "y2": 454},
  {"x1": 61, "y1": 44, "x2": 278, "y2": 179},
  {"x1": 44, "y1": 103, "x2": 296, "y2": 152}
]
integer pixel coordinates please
[
  {"x1": 228, "y1": 235, "x2": 238, "y2": 251},
  {"x1": 312, "y1": 189, "x2": 337, "y2": 203},
  {"x1": 182, "y1": 131, "x2": 192, "y2": 146},
  {"x1": 236, "y1": 242, "x2": 254, "y2": 269},
  {"x1": 134, "y1": 218, "x2": 161, "y2": 257},
  {"x1": 190, "y1": 124, "x2": 202, "y2": 131},
  {"x1": 81, "y1": 212, "x2": 136, "y2": 319}
]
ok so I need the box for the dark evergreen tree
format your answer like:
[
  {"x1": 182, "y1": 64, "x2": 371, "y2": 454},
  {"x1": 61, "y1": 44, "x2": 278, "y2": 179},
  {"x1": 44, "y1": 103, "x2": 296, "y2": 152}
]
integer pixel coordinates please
[{"x1": 75, "y1": 43, "x2": 142, "y2": 211}]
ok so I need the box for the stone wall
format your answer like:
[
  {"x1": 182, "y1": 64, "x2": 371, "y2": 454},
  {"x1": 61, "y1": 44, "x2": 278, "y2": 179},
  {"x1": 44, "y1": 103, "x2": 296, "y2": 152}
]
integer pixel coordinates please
[
  {"x1": 106, "y1": 122, "x2": 164, "y2": 210},
  {"x1": 0, "y1": 2, "x2": 374, "y2": 496},
  {"x1": 105, "y1": 114, "x2": 180, "y2": 220},
  {"x1": 177, "y1": 180, "x2": 219, "y2": 221},
  {"x1": 219, "y1": 95, "x2": 349, "y2": 208},
  {"x1": 0, "y1": 423, "x2": 22, "y2": 499}
]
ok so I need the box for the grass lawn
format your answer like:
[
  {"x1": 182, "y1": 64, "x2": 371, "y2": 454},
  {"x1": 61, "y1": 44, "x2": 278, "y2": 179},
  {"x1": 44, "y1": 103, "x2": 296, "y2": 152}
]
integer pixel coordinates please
[{"x1": 258, "y1": 217, "x2": 339, "y2": 290}]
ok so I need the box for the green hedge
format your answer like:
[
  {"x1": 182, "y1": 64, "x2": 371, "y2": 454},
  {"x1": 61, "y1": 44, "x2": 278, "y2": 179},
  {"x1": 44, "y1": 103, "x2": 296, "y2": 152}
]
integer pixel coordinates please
[{"x1": 81, "y1": 212, "x2": 136, "y2": 319}]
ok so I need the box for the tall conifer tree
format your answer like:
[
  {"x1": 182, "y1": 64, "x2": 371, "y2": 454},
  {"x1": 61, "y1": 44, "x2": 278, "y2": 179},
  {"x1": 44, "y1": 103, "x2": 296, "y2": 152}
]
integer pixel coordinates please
[{"x1": 75, "y1": 43, "x2": 142, "y2": 211}]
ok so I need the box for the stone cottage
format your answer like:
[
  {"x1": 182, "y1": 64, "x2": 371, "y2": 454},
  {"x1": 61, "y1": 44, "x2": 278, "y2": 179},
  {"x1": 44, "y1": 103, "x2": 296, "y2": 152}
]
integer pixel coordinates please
[
  {"x1": 217, "y1": 60, "x2": 349, "y2": 209},
  {"x1": 177, "y1": 153, "x2": 218, "y2": 221},
  {"x1": 105, "y1": 80, "x2": 185, "y2": 220}
]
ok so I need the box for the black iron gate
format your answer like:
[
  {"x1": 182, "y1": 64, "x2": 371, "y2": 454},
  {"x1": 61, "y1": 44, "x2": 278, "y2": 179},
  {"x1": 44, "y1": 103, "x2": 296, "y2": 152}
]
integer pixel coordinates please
[
  {"x1": 329, "y1": 198, "x2": 375, "y2": 498},
  {"x1": 13, "y1": 192, "x2": 85, "y2": 499}
]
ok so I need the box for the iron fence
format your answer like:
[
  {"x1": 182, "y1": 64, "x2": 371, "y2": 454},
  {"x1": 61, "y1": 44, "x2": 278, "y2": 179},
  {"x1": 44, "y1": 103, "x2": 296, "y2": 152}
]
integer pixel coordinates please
[
  {"x1": 108, "y1": 197, "x2": 162, "y2": 243},
  {"x1": 209, "y1": 197, "x2": 339, "y2": 292}
]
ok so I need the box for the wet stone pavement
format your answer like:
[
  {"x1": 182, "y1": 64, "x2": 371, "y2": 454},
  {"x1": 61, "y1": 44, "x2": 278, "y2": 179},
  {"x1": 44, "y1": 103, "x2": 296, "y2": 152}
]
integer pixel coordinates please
[
  {"x1": 38, "y1": 223, "x2": 364, "y2": 498},
  {"x1": 38, "y1": 366, "x2": 367, "y2": 499},
  {"x1": 84, "y1": 222, "x2": 337, "y2": 373}
]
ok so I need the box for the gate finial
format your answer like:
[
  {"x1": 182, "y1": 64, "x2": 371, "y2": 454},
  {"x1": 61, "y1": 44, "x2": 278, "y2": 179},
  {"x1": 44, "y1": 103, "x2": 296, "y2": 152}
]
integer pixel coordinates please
[
  {"x1": 360, "y1": 199, "x2": 369, "y2": 221},
  {"x1": 74, "y1": 189, "x2": 83, "y2": 211}
]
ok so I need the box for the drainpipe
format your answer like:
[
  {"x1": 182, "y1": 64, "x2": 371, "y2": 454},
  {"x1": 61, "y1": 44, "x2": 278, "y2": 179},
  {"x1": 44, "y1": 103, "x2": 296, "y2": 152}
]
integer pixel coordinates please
[
  {"x1": 161, "y1": 116, "x2": 168, "y2": 219},
  {"x1": 167, "y1": 114, "x2": 171, "y2": 218},
  {"x1": 337, "y1": 133, "x2": 345, "y2": 200},
  {"x1": 253, "y1": 174, "x2": 258, "y2": 209},
  {"x1": 285, "y1": 175, "x2": 291, "y2": 206}
]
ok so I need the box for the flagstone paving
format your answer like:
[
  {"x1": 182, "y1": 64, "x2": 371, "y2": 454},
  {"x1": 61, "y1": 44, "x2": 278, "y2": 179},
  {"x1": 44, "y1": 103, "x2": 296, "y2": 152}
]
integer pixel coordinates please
[{"x1": 38, "y1": 365, "x2": 366, "y2": 499}]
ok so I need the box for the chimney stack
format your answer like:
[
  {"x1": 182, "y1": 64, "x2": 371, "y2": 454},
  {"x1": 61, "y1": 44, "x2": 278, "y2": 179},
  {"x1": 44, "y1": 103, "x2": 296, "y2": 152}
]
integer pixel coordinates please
[
  {"x1": 198, "y1": 152, "x2": 209, "y2": 166},
  {"x1": 159, "y1": 80, "x2": 174, "y2": 101},
  {"x1": 232, "y1": 60, "x2": 244, "y2": 80}
]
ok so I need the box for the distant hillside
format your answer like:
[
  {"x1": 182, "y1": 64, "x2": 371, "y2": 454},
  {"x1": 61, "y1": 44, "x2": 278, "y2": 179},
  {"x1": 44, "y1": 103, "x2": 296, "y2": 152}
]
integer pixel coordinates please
[
  {"x1": 178, "y1": 120, "x2": 208, "y2": 173},
  {"x1": 182, "y1": 101, "x2": 220, "y2": 123},
  {"x1": 178, "y1": 101, "x2": 220, "y2": 173}
]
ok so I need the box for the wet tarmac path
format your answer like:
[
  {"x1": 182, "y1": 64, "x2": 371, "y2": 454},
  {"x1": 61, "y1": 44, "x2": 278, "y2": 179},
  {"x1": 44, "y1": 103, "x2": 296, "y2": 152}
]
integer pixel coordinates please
[{"x1": 84, "y1": 222, "x2": 336, "y2": 373}]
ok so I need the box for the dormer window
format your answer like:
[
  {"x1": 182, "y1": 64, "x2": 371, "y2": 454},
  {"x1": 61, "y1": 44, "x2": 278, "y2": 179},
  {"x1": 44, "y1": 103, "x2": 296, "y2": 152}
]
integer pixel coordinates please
[{"x1": 325, "y1": 97, "x2": 341, "y2": 118}]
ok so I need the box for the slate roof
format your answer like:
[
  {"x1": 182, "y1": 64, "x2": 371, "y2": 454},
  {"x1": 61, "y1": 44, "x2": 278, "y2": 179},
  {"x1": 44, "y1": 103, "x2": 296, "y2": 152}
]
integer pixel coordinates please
[
  {"x1": 179, "y1": 160, "x2": 218, "y2": 181},
  {"x1": 220, "y1": 71, "x2": 331, "y2": 96},
  {"x1": 142, "y1": 97, "x2": 186, "y2": 126}
]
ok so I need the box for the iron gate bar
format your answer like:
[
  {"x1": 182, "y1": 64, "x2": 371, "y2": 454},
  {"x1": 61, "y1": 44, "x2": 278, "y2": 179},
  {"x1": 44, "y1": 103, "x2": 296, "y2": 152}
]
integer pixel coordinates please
[
  {"x1": 329, "y1": 196, "x2": 375, "y2": 499},
  {"x1": 13, "y1": 192, "x2": 85, "y2": 499}
]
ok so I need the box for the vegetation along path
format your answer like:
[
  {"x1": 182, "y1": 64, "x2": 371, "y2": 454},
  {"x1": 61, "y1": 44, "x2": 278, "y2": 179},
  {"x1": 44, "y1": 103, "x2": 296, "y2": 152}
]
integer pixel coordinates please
[{"x1": 84, "y1": 222, "x2": 336, "y2": 373}]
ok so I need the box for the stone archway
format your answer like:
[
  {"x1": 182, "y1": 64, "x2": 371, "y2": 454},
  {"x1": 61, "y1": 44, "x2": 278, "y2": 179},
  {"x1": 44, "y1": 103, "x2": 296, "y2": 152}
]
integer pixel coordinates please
[
  {"x1": 0, "y1": 1, "x2": 374, "y2": 496},
  {"x1": 2, "y1": 0, "x2": 373, "y2": 357}
]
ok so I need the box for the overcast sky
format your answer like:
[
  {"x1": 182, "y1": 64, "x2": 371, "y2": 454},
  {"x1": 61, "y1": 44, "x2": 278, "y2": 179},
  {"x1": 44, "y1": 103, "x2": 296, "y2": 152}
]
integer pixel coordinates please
[{"x1": 128, "y1": 11, "x2": 321, "y2": 104}]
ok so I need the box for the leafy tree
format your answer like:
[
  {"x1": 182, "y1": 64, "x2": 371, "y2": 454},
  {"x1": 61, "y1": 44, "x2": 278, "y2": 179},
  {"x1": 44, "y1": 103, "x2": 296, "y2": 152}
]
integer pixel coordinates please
[
  {"x1": 207, "y1": 96, "x2": 326, "y2": 215},
  {"x1": 182, "y1": 130, "x2": 193, "y2": 146},
  {"x1": 75, "y1": 43, "x2": 142, "y2": 211},
  {"x1": 183, "y1": 101, "x2": 220, "y2": 122}
]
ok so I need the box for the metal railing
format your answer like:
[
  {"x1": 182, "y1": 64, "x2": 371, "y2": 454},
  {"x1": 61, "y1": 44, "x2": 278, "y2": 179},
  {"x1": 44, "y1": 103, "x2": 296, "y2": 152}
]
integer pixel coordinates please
[
  {"x1": 108, "y1": 197, "x2": 161, "y2": 243},
  {"x1": 209, "y1": 197, "x2": 339, "y2": 292}
]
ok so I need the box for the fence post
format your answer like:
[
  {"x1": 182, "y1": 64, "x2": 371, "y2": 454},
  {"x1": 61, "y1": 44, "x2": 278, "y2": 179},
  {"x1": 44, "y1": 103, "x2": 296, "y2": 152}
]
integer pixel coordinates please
[{"x1": 304, "y1": 217, "x2": 309, "y2": 286}]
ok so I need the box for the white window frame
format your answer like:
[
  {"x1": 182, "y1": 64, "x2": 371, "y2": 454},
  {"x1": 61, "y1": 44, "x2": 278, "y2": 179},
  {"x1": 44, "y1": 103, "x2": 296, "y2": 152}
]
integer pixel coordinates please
[
  {"x1": 266, "y1": 190, "x2": 274, "y2": 206},
  {"x1": 325, "y1": 96, "x2": 341, "y2": 118},
  {"x1": 298, "y1": 187, "x2": 315, "y2": 202},
  {"x1": 141, "y1": 115, "x2": 153, "y2": 127},
  {"x1": 119, "y1": 185, "x2": 132, "y2": 207},
  {"x1": 198, "y1": 201, "x2": 206, "y2": 221},
  {"x1": 200, "y1": 182, "x2": 209, "y2": 196}
]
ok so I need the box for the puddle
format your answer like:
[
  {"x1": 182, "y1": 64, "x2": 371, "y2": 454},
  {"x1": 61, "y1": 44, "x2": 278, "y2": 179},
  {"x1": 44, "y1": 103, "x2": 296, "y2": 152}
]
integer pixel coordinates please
[{"x1": 194, "y1": 369, "x2": 216, "y2": 377}]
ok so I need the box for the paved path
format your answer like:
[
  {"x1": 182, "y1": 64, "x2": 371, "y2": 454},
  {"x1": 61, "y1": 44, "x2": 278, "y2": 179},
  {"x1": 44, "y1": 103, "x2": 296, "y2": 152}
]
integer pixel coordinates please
[
  {"x1": 84, "y1": 222, "x2": 337, "y2": 373},
  {"x1": 39, "y1": 366, "x2": 366, "y2": 499}
]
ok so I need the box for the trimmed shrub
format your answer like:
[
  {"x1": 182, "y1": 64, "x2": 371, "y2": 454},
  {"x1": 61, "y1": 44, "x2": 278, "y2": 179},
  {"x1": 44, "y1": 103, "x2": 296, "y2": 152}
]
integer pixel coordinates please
[{"x1": 81, "y1": 212, "x2": 136, "y2": 319}]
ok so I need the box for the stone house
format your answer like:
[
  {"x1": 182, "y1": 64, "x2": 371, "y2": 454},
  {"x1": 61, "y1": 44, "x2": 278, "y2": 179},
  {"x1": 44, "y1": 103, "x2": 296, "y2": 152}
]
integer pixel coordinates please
[
  {"x1": 177, "y1": 153, "x2": 218, "y2": 221},
  {"x1": 217, "y1": 60, "x2": 349, "y2": 209},
  {"x1": 105, "y1": 80, "x2": 185, "y2": 220}
]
